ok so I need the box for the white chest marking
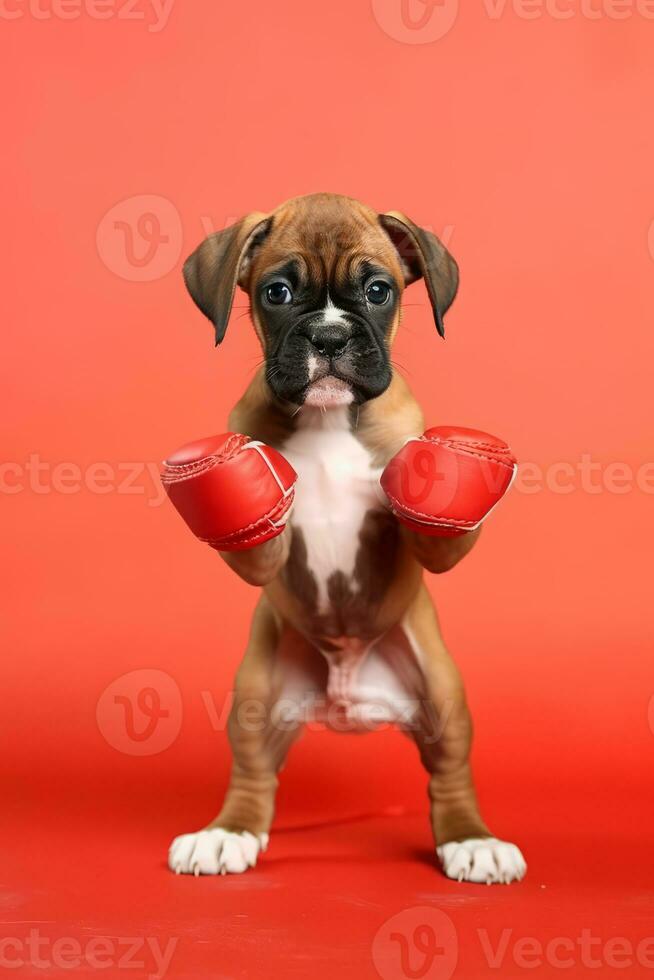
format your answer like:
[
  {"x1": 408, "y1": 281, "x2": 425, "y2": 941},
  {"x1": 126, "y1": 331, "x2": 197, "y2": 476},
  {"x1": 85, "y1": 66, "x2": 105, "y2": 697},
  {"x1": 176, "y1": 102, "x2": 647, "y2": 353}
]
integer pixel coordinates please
[{"x1": 282, "y1": 406, "x2": 383, "y2": 612}]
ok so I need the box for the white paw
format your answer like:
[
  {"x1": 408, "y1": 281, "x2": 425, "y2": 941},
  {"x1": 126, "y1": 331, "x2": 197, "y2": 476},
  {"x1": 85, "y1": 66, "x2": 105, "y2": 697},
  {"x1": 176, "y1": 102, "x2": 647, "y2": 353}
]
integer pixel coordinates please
[
  {"x1": 437, "y1": 837, "x2": 526, "y2": 884},
  {"x1": 168, "y1": 828, "x2": 269, "y2": 876}
]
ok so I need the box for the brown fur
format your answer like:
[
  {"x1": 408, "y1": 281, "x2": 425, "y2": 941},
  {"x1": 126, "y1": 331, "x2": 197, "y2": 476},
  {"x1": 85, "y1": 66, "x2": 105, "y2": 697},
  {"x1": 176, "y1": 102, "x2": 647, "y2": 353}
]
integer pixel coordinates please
[{"x1": 245, "y1": 194, "x2": 406, "y2": 297}]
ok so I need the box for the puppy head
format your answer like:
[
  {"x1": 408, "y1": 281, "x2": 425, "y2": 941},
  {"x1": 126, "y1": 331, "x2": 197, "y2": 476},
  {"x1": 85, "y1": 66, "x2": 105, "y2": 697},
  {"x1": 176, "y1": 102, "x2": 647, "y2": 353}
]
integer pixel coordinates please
[{"x1": 183, "y1": 193, "x2": 458, "y2": 408}]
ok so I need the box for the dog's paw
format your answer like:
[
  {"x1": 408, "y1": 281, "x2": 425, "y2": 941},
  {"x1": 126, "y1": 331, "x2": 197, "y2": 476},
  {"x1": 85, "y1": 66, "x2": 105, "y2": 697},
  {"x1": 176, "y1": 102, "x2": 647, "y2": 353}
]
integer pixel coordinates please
[
  {"x1": 168, "y1": 828, "x2": 269, "y2": 876},
  {"x1": 437, "y1": 837, "x2": 526, "y2": 884}
]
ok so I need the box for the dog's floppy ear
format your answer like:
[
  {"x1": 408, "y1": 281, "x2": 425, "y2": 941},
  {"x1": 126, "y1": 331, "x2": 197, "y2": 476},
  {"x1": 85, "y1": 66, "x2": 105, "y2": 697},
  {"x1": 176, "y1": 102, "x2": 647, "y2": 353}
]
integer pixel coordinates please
[
  {"x1": 183, "y1": 212, "x2": 271, "y2": 345},
  {"x1": 379, "y1": 212, "x2": 459, "y2": 338}
]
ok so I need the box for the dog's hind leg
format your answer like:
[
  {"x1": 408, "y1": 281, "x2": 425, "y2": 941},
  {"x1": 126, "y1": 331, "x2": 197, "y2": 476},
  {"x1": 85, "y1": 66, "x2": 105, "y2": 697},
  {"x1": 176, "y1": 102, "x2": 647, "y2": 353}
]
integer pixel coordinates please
[
  {"x1": 402, "y1": 585, "x2": 527, "y2": 884},
  {"x1": 168, "y1": 596, "x2": 314, "y2": 876}
]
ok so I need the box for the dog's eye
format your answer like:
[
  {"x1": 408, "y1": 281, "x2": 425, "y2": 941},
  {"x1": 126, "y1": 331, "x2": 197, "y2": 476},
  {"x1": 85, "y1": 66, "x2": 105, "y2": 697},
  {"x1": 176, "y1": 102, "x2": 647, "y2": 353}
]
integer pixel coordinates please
[
  {"x1": 265, "y1": 282, "x2": 293, "y2": 305},
  {"x1": 366, "y1": 280, "x2": 391, "y2": 305}
]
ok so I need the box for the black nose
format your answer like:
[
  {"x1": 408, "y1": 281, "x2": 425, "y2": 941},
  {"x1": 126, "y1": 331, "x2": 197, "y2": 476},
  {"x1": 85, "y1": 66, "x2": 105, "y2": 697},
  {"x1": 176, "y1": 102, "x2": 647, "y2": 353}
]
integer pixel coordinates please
[{"x1": 302, "y1": 325, "x2": 350, "y2": 359}]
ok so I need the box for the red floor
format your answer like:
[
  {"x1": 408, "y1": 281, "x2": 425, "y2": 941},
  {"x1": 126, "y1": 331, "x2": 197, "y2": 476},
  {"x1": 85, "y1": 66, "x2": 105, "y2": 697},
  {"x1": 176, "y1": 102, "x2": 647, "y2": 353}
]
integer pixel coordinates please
[{"x1": 4, "y1": 786, "x2": 653, "y2": 979}]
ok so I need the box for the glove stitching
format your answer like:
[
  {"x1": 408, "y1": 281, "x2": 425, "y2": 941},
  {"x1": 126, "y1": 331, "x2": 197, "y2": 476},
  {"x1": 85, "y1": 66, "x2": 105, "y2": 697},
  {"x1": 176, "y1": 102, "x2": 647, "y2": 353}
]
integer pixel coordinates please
[
  {"x1": 383, "y1": 489, "x2": 477, "y2": 526},
  {"x1": 161, "y1": 435, "x2": 247, "y2": 484},
  {"x1": 443, "y1": 438, "x2": 511, "y2": 453},
  {"x1": 161, "y1": 457, "x2": 219, "y2": 484},
  {"x1": 439, "y1": 445, "x2": 515, "y2": 469},
  {"x1": 421, "y1": 437, "x2": 515, "y2": 466},
  {"x1": 200, "y1": 490, "x2": 295, "y2": 549}
]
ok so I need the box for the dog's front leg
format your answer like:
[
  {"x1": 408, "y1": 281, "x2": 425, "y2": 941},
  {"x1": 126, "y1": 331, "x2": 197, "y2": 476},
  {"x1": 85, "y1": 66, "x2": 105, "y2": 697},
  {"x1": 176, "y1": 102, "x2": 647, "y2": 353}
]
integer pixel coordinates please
[
  {"x1": 220, "y1": 531, "x2": 290, "y2": 586},
  {"x1": 381, "y1": 426, "x2": 516, "y2": 573},
  {"x1": 168, "y1": 596, "x2": 303, "y2": 876},
  {"x1": 402, "y1": 525, "x2": 481, "y2": 574},
  {"x1": 404, "y1": 586, "x2": 527, "y2": 884},
  {"x1": 162, "y1": 431, "x2": 296, "y2": 587}
]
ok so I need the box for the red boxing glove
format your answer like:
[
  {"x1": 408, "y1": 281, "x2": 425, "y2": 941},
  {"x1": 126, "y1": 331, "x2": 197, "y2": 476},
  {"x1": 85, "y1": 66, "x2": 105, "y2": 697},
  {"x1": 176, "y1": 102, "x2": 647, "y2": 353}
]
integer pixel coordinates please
[
  {"x1": 380, "y1": 426, "x2": 517, "y2": 537},
  {"x1": 161, "y1": 433, "x2": 297, "y2": 552}
]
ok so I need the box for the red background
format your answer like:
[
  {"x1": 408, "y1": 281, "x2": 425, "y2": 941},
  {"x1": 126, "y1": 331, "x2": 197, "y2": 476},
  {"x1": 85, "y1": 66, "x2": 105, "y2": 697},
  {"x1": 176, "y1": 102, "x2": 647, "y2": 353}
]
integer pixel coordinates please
[{"x1": 2, "y1": 1, "x2": 653, "y2": 977}]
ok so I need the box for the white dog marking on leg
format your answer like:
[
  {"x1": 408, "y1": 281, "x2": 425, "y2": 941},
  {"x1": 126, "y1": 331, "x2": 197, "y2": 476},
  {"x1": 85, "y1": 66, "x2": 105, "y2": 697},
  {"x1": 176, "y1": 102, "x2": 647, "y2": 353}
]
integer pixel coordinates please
[
  {"x1": 437, "y1": 837, "x2": 526, "y2": 884},
  {"x1": 168, "y1": 829, "x2": 269, "y2": 876}
]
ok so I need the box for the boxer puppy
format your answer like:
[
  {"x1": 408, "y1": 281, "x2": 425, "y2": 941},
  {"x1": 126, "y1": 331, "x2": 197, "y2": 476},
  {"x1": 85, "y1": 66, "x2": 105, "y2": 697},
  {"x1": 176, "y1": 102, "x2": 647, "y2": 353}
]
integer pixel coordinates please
[{"x1": 163, "y1": 193, "x2": 526, "y2": 884}]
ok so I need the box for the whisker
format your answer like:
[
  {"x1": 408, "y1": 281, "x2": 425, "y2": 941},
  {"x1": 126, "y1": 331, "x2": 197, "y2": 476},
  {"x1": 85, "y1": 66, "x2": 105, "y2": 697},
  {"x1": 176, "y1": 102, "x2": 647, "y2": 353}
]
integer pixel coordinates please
[{"x1": 391, "y1": 360, "x2": 413, "y2": 378}]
